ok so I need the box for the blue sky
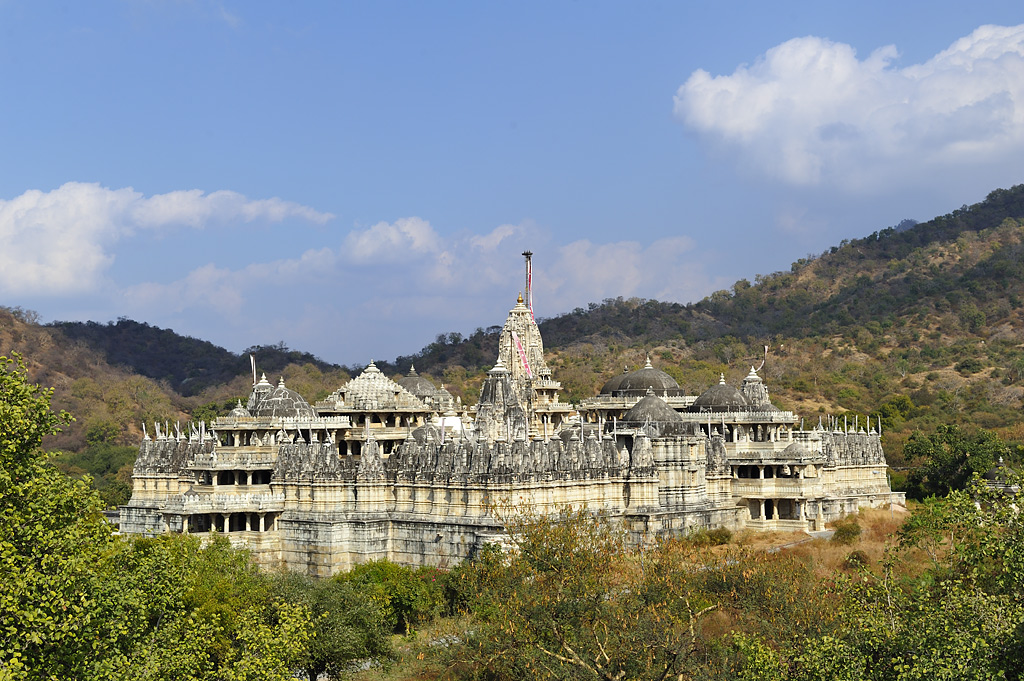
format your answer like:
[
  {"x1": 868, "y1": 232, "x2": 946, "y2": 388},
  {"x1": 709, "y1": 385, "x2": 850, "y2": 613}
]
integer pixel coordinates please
[{"x1": 2, "y1": 1, "x2": 1023, "y2": 366}]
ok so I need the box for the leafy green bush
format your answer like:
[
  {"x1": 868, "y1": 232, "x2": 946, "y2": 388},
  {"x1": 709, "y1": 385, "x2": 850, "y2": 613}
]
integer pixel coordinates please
[
  {"x1": 831, "y1": 519, "x2": 862, "y2": 545},
  {"x1": 338, "y1": 560, "x2": 446, "y2": 634}
]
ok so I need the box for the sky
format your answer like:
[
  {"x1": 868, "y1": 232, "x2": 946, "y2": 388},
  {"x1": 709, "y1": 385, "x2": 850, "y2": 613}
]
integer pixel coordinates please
[{"x1": 2, "y1": 1, "x2": 1024, "y2": 366}]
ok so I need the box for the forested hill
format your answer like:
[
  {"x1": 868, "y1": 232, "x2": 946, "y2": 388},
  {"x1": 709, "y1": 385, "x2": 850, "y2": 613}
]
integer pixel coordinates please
[
  {"x1": 30, "y1": 183, "x2": 1024, "y2": 394},
  {"x1": 524, "y1": 184, "x2": 1024, "y2": 351},
  {"x1": 49, "y1": 319, "x2": 340, "y2": 397},
  {"x1": 400, "y1": 184, "x2": 1024, "y2": 371}
]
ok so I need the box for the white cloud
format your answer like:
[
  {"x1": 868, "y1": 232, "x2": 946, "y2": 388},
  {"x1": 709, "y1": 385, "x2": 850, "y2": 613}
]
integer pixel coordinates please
[
  {"x1": 121, "y1": 224, "x2": 726, "y2": 364},
  {"x1": 545, "y1": 236, "x2": 714, "y2": 307},
  {"x1": 124, "y1": 246, "x2": 341, "y2": 316},
  {"x1": 674, "y1": 24, "x2": 1024, "y2": 191},
  {"x1": 0, "y1": 182, "x2": 333, "y2": 297},
  {"x1": 343, "y1": 217, "x2": 441, "y2": 263}
]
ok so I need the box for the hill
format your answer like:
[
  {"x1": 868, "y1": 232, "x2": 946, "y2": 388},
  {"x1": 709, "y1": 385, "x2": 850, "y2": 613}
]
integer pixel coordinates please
[
  {"x1": 6, "y1": 183, "x2": 1024, "y2": 485},
  {"x1": 402, "y1": 185, "x2": 1024, "y2": 464},
  {"x1": 49, "y1": 318, "x2": 342, "y2": 396}
]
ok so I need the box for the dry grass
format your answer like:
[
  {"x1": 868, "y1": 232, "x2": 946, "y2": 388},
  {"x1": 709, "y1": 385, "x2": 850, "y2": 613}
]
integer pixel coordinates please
[{"x1": 349, "y1": 616, "x2": 471, "y2": 681}]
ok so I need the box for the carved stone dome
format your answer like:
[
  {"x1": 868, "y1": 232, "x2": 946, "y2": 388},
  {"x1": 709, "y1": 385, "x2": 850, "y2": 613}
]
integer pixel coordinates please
[
  {"x1": 397, "y1": 364, "x2": 438, "y2": 399},
  {"x1": 782, "y1": 442, "x2": 811, "y2": 459},
  {"x1": 322, "y1": 361, "x2": 426, "y2": 411},
  {"x1": 612, "y1": 356, "x2": 680, "y2": 395},
  {"x1": 984, "y1": 458, "x2": 1018, "y2": 482},
  {"x1": 600, "y1": 370, "x2": 630, "y2": 395},
  {"x1": 622, "y1": 391, "x2": 691, "y2": 437},
  {"x1": 228, "y1": 400, "x2": 251, "y2": 418},
  {"x1": 689, "y1": 374, "x2": 749, "y2": 413},
  {"x1": 249, "y1": 377, "x2": 317, "y2": 419}
]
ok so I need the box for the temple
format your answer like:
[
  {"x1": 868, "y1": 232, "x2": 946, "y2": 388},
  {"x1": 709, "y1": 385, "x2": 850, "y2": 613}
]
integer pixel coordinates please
[{"x1": 121, "y1": 254, "x2": 902, "y2": 575}]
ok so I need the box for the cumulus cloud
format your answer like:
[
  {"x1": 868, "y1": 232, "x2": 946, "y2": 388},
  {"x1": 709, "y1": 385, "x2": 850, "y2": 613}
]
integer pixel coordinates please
[
  {"x1": 122, "y1": 220, "x2": 726, "y2": 364},
  {"x1": 124, "y1": 246, "x2": 341, "y2": 316},
  {"x1": 545, "y1": 236, "x2": 718, "y2": 307},
  {"x1": 0, "y1": 182, "x2": 333, "y2": 297},
  {"x1": 343, "y1": 217, "x2": 441, "y2": 263},
  {"x1": 674, "y1": 24, "x2": 1024, "y2": 191}
]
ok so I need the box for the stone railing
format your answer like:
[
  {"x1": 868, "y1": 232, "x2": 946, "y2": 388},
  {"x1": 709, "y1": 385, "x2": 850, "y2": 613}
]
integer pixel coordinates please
[
  {"x1": 726, "y1": 443, "x2": 824, "y2": 460},
  {"x1": 731, "y1": 478, "x2": 823, "y2": 498},
  {"x1": 192, "y1": 449, "x2": 278, "y2": 467},
  {"x1": 181, "y1": 491, "x2": 285, "y2": 513},
  {"x1": 213, "y1": 415, "x2": 353, "y2": 428}
]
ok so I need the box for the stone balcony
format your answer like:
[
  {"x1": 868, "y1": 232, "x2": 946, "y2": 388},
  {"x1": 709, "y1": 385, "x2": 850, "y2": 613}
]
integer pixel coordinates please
[
  {"x1": 727, "y1": 442, "x2": 826, "y2": 462},
  {"x1": 193, "y1": 447, "x2": 277, "y2": 467},
  {"x1": 731, "y1": 478, "x2": 824, "y2": 499},
  {"x1": 179, "y1": 490, "x2": 286, "y2": 513}
]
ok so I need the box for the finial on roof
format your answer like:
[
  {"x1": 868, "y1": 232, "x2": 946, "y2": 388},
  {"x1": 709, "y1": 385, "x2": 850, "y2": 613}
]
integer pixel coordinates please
[
  {"x1": 409, "y1": 363, "x2": 417, "y2": 376},
  {"x1": 278, "y1": 376, "x2": 286, "y2": 387},
  {"x1": 257, "y1": 372, "x2": 271, "y2": 386},
  {"x1": 719, "y1": 373, "x2": 726, "y2": 385},
  {"x1": 644, "y1": 355, "x2": 653, "y2": 369},
  {"x1": 517, "y1": 292, "x2": 523, "y2": 304}
]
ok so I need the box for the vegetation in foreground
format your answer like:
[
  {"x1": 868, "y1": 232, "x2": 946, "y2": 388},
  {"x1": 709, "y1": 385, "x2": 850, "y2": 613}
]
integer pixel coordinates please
[{"x1": 5, "y1": 332, "x2": 1024, "y2": 679}]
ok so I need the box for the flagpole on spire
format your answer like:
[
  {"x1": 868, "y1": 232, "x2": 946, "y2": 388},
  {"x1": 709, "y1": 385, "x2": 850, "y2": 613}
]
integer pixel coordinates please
[{"x1": 522, "y1": 250, "x2": 534, "y2": 321}]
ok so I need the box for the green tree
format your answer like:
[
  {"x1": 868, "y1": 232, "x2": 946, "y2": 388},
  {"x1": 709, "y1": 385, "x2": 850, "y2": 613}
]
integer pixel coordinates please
[
  {"x1": 0, "y1": 354, "x2": 113, "y2": 679},
  {"x1": 338, "y1": 560, "x2": 446, "y2": 635},
  {"x1": 0, "y1": 355, "x2": 313, "y2": 679},
  {"x1": 905, "y1": 424, "x2": 1009, "y2": 497},
  {"x1": 273, "y1": 573, "x2": 391, "y2": 681},
  {"x1": 450, "y1": 507, "x2": 724, "y2": 681}
]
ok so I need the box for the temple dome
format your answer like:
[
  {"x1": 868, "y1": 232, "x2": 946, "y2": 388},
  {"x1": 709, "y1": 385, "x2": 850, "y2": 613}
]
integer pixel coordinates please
[
  {"x1": 983, "y1": 458, "x2": 1018, "y2": 482},
  {"x1": 321, "y1": 361, "x2": 426, "y2": 411},
  {"x1": 609, "y1": 356, "x2": 679, "y2": 395},
  {"x1": 228, "y1": 400, "x2": 251, "y2": 418},
  {"x1": 249, "y1": 377, "x2": 316, "y2": 419},
  {"x1": 782, "y1": 442, "x2": 811, "y2": 459},
  {"x1": 397, "y1": 364, "x2": 438, "y2": 398},
  {"x1": 599, "y1": 370, "x2": 630, "y2": 395},
  {"x1": 622, "y1": 390, "x2": 691, "y2": 437},
  {"x1": 690, "y1": 374, "x2": 749, "y2": 412}
]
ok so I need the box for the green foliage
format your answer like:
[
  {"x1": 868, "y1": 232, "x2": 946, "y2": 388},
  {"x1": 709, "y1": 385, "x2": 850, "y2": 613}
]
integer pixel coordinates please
[
  {"x1": 905, "y1": 424, "x2": 1008, "y2": 498},
  {"x1": 52, "y1": 442, "x2": 137, "y2": 508},
  {"x1": 0, "y1": 355, "x2": 314, "y2": 679},
  {"x1": 689, "y1": 526, "x2": 733, "y2": 546},
  {"x1": 191, "y1": 397, "x2": 247, "y2": 425},
  {"x1": 272, "y1": 572, "x2": 391, "y2": 681},
  {"x1": 843, "y1": 550, "x2": 869, "y2": 569},
  {"x1": 338, "y1": 560, "x2": 446, "y2": 635},
  {"x1": 85, "y1": 418, "x2": 119, "y2": 445},
  {"x1": 49, "y1": 319, "x2": 339, "y2": 396},
  {"x1": 451, "y1": 507, "x2": 836, "y2": 681},
  {"x1": 831, "y1": 519, "x2": 862, "y2": 545}
]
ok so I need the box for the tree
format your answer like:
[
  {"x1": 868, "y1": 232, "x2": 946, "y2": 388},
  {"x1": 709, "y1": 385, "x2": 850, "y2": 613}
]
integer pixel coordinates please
[
  {"x1": 0, "y1": 354, "x2": 113, "y2": 679},
  {"x1": 905, "y1": 424, "x2": 1009, "y2": 498},
  {"x1": 273, "y1": 573, "x2": 391, "y2": 681},
  {"x1": 0, "y1": 355, "x2": 313, "y2": 680},
  {"x1": 449, "y1": 507, "x2": 726, "y2": 680}
]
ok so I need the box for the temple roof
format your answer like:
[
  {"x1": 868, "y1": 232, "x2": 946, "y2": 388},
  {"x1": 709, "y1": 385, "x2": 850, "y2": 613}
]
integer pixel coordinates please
[
  {"x1": 249, "y1": 377, "x2": 317, "y2": 419},
  {"x1": 622, "y1": 390, "x2": 692, "y2": 437},
  {"x1": 690, "y1": 374, "x2": 749, "y2": 412},
  {"x1": 615, "y1": 356, "x2": 680, "y2": 394},
  {"x1": 320, "y1": 361, "x2": 427, "y2": 411}
]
